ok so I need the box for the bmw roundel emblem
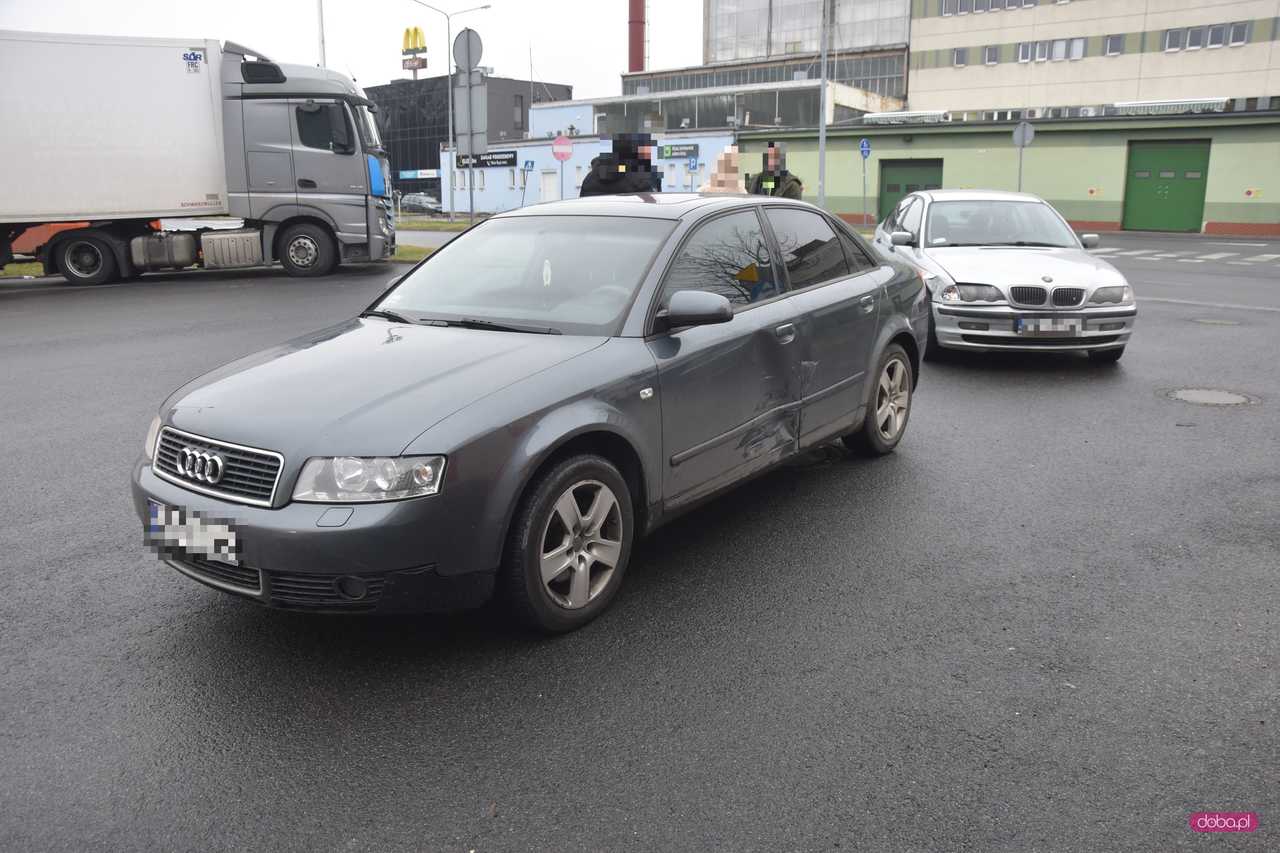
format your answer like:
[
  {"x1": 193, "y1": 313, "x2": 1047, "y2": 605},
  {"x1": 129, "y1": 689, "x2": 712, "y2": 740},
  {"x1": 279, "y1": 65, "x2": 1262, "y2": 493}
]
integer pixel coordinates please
[{"x1": 1041, "y1": 275, "x2": 1053, "y2": 283}]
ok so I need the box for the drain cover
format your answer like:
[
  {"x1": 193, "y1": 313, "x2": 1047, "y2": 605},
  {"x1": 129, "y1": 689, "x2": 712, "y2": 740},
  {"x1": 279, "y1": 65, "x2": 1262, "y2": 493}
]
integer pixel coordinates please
[
  {"x1": 1165, "y1": 388, "x2": 1258, "y2": 406},
  {"x1": 1191, "y1": 318, "x2": 1241, "y2": 326}
]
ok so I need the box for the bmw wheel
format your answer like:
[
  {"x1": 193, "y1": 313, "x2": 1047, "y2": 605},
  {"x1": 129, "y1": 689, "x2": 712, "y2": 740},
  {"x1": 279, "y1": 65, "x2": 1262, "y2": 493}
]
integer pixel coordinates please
[
  {"x1": 502, "y1": 454, "x2": 634, "y2": 633},
  {"x1": 843, "y1": 343, "x2": 914, "y2": 456}
]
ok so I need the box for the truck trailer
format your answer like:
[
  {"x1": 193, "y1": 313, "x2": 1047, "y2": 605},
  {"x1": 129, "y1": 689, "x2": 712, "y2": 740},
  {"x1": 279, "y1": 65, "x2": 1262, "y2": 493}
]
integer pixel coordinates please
[{"x1": 0, "y1": 30, "x2": 395, "y2": 284}]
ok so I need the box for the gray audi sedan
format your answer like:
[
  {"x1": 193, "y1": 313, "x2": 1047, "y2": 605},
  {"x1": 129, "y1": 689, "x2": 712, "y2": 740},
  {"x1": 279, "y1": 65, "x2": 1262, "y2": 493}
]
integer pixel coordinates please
[
  {"x1": 872, "y1": 190, "x2": 1136, "y2": 362},
  {"x1": 133, "y1": 193, "x2": 926, "y2": 632}
]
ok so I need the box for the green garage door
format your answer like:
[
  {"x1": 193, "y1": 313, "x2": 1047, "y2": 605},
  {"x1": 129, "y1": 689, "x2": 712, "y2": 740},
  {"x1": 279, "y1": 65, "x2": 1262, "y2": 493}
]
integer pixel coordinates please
[
  {"x1": 878, "y1": 160, "x2": 943, "y2": 221},
  {"x1": 1122, "y1": 141, "x2": 1211, "y2": 232}
]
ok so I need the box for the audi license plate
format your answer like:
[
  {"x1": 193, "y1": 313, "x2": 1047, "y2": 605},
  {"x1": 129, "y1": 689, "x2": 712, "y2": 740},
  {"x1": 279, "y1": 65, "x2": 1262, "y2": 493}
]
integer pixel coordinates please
[
  {"x1": 1014, "y1": 317, "x2": 1082, "y2": 336},
  {"x1": 146, "y1": 500, "x2": 241, "y2": 565}
]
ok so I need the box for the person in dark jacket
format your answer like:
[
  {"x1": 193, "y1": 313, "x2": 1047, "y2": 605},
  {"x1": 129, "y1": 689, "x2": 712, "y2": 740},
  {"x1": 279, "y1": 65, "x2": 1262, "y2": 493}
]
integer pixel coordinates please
[
  {"x1": 579, "y1": 132, "x2": 662, "y2": 197},
  {"x1": 748, "y1": 141, "x2": 803, "y2": 199}
]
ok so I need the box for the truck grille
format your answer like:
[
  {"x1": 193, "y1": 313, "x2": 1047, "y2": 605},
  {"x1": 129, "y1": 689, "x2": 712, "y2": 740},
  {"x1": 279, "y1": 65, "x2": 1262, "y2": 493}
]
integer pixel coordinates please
[
  {"x1": 154, "y1": 427, "x2": 283, "y2": 507},
  {"x1": 1010, "y1": 286, "x2": 1047, "y2": 306},
  {"x1": 1052, "y1": 287, "x2": 1085, "y2": 307}
]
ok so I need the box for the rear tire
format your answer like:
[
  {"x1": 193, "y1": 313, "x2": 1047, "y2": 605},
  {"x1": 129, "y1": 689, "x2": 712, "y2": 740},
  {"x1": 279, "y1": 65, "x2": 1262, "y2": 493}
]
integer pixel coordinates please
[
  {"x1": 1088, "y1": 347, "x2": 1125, "y2": 364},
  {"x1": 57, "y1": 236, "x2": 117, "y2": 285},
  {"x1": 501, "y1": 454, "x2": 634, "y2": 634},
  {"x1": 843, "y1": 343, "x2": 914, "y2": 457},
  {"x1": 278, "y1": 223, "x2": 337, "y2": 277}
]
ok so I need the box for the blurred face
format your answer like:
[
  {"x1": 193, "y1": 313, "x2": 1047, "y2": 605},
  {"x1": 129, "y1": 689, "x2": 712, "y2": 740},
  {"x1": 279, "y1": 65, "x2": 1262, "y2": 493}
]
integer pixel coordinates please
[
  {"x1": 639, "y1": 145, "x2": 655, "y2": 162},
  {"x1": 766, "y1": 147, "x2": 781, "y2": 171}
]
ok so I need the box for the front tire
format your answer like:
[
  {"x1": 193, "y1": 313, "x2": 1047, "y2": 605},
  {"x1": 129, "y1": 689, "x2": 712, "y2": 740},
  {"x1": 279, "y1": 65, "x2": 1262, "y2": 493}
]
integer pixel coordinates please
[
  {"x1": 58, "y1": 236, "x2": 117, "y2": 285},
  {"x1": 278, "y1": 223, "x2": 337, "y2": 277},
  {"x1": 1089, "y1": 346, "x2": 1125, "y2": 364},
  {"x1": 501, "y1": 454, "x2": 635, "y2": 633},
  {"x1": 843, "y1": 343, "x2": 914, "y2": 456}
]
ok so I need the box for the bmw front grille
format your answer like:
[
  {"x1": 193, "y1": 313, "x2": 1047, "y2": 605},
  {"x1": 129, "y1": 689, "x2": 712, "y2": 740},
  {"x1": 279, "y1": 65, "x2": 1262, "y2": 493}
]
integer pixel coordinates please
[{"x1": 153, "y1": 426, "x2": 283, "y2": 507}]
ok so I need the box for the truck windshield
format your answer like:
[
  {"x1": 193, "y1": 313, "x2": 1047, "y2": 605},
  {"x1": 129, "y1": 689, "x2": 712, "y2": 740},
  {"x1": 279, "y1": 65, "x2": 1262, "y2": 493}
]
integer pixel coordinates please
[
  {"x1": 353, "y1": 105, "x2": 383, "y2": 151},
  {"x1": 375, "y1": 216, "x2": 675, "y2": 336}
]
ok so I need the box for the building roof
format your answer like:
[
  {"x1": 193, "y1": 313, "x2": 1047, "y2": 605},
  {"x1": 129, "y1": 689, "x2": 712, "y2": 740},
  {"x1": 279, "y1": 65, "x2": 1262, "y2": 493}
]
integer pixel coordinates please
[{"x1": 531, "y1": 77, "x2": 843, "y2": 110}]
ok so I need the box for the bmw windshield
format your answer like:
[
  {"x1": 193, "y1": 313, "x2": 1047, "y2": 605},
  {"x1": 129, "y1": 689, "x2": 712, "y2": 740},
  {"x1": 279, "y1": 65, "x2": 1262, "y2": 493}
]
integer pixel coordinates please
[
  {"x1": 376, "y1": 216, "x2": 675, "y2": 336},
  {"x1": 925, "y1": 200, "x2": 1079, "y2": 248}
]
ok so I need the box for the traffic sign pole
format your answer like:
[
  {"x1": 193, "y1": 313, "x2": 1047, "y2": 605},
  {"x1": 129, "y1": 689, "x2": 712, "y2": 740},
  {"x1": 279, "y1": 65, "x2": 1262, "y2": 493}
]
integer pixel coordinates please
[
  {"x1": 858, "y1": 137, "x2": 871, "y2": 227},
  {"x1": 1012, "y1": 121, "x2": 1035, "y2": 193}
]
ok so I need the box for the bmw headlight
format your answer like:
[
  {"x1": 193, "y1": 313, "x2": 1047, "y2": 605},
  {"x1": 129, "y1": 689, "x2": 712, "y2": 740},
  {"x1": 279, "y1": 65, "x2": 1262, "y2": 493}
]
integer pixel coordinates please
[
  {"x1": 292, "y1": 455, "x2": 446, "y2": 503},
  {"x1": 143, "y1": 415, "x2": 162, "y2": 461},
  {"x1": 1089, "y1": 285, "x2": 1134, "y2": 305},
  {"x1": 939, "y1": 284, "x2": 1003, "y2": 303}
]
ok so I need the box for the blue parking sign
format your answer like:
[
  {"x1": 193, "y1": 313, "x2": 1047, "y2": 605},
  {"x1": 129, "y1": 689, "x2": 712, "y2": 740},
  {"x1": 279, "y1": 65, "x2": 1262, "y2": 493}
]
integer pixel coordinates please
[
  {"x1": 859, "y1": 138, "x2": 871, "y2": 159},
  {"x1": 687, "y1": 157, "x2": 698, "y2": 171}
]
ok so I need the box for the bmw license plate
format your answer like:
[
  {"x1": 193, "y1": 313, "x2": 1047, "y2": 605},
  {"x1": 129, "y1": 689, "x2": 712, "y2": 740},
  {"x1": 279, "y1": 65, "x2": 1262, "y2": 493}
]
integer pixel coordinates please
[
  {"x1": 146, "y1": 499, "x2": 241, "y2": 565},
  {"x1": 1014, "y1": 317, "x2": 1082, "y2": 336}
]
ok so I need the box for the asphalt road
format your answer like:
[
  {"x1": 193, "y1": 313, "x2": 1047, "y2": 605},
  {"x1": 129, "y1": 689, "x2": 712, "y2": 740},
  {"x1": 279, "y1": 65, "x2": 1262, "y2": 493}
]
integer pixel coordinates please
[{"x1": 1, "y1": 239, "x2": 1277, "y2": 852}]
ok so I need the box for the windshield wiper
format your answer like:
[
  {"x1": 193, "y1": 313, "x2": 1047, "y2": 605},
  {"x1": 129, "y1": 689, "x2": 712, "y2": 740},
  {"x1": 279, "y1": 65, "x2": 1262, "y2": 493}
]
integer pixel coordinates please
[
  {"x1": 423, "y1": 317, "x2": 562, "y2": 335},
  {"x1": 986, "y1": 241, "x2": 1070, "y2": 248},
  {"x1": 360, "y1": 309, "x2": 414, "y2": 324}
]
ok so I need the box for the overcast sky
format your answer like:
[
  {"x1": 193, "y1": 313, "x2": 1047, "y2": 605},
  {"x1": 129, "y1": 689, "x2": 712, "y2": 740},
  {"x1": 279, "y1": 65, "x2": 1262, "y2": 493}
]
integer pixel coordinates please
[{"x1": 0, "y1": 0, "x2": 702, "y2": 98}]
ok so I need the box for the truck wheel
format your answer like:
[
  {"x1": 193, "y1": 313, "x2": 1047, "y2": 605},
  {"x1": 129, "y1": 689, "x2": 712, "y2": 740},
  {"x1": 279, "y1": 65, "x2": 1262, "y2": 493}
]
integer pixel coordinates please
[
  {"x1": 278, "y1": 223, "x2": 336, "y2": 277},
  {"x1": 58, "y1": 237, "x2": 118, "y2": 285}
]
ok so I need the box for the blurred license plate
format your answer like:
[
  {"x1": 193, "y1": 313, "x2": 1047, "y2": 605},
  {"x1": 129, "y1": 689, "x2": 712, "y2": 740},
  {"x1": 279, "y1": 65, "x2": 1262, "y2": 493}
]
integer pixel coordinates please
[
  {"x1": 1015, "y1": 317, "x2": 1082, "y2": 336},
  {"x1": 146, "y1": 499, "x2": 241, "y2": 565}
]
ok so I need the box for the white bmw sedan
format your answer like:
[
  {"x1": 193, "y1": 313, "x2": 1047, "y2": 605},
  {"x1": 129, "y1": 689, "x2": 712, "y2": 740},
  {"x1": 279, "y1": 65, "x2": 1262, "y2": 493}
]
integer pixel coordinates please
[{"x1": 872, "y1": 190, "x2": 1136, "y2": 363}]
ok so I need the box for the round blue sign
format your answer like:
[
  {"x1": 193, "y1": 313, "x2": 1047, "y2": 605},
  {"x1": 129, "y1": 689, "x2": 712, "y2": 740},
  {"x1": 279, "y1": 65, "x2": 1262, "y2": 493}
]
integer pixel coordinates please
[{"x1": 859, "y1": 138, "x2": 871, "y2": 159}]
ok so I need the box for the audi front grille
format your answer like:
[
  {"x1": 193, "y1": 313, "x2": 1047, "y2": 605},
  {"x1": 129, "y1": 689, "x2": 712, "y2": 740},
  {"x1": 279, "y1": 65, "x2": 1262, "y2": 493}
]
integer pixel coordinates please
[
  {"x1": 1052, "y1": 287, "x2": 1086, "y2": 307},
  {"x1": 154, "y1": 426, "x2": 283, "y2": 507},
  {"x1": 1010, "y1": 286, "x2": 1047, "y2": 306}
]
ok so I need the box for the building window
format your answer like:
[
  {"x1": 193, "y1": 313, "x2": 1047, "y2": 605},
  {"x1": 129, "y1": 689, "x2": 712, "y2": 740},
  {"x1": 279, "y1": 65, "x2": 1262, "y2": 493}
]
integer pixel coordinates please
[
  {"x1": 1186, "y1": 27, "x2": 1204, "y2": 49},
  {"x1": 1018, "y1": 42, "x2": 1032, "y2": 62},
  {"x1": 1229, "y1": 22, "x2": 1249, "y2": 45},
  {"x1": 1164, "y1": 29, "x2": 1184, "y2": 51},
  {"x1": 508, "y1": 168, "x2": 516, "y2": 189},
  {"x1": 1035, "y1": 40, "x2": 1049, "y2": 61},
  {"x1": 958, "y1": 0, "x2": 972, "y2": 12},
  {"x1": 1207, "y1": 25, "x2": 1226, "y2": 48},
  {"x1": 575, "y1": 165, "x2": 583, "y2": 188},
  {"x1": 953, "y1": 47, "x2": 968, "y2": 67},
  {"x1": 1006, "y1": 0, "x2": 1018, "y2": 8},
  {"x1": 1021, "y1": 0, "x2": 1036, "y2": 7},
  {"x1": 1069, "y1": 37, "x2": 1086, "y2": 60},
  {"x1": 974, "y1": 0, "x2": 989, "y2": 11},
  {"x1": 984, "y1": 45, "x2": 999, "y2": 65},
  {"x1": 513, "y1": 94, "x2": 524, "y2": 130},
  {"x1": 1104, "y1": 34, "x2": 1125, "y2": 56},
  {"x1": 476, "y1": 171, "x2": 485, "y2": 190},
  {"x1": 1051, "y1": 39, "x2": 1067, "y2": 61}
]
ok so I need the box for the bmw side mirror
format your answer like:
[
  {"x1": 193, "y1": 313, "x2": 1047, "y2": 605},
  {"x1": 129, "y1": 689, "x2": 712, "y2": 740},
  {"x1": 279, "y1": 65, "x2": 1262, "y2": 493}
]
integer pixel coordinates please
[
  {"x1": 1080, "y1": 233, "x2": 1100, "y2": 248},
  {"x1": 657, "y1": 290, "x2": 733, "y2": 331},
  {"x1": 890, "y1": 230, "x2": 914, "y2": 247}
]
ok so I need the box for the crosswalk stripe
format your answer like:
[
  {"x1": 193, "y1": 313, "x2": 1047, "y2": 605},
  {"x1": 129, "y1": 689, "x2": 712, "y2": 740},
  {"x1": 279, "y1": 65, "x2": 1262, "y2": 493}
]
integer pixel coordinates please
[
  {"x1": 1197, "y1": 252, "x2": 1238, "y2": 260},
  {"x1": 1243, "y1": 254, "x2": 1280, "y2": 262}
]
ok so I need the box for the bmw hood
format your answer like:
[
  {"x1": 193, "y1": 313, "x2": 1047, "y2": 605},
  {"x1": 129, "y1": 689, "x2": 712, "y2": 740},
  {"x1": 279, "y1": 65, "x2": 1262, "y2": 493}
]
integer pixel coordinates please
[
  {"x1": 163, "y1": 318, "x2": 606, "y2": 458},
  {"x1": 925, "y1": 246, "x2": 1126, "y2": 290}
]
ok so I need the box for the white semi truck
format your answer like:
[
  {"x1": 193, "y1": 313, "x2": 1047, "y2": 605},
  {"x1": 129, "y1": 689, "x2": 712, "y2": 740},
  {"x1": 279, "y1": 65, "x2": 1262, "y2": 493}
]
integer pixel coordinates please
[{"x1": 0, "y1": 30, "x2": 395, "y2": 284}]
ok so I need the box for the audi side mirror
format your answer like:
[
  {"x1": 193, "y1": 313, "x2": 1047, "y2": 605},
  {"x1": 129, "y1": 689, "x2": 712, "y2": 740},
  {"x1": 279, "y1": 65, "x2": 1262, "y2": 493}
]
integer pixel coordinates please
[
  {"x1": 1080, "y1": 233, "x2": 1100, "y2": 249},
  {"x1": 890, "y1": 230, "x2": 914, "y2": 247},
  {"x1": 656, "y1": 290, "x2": 733, "y2": 331}
]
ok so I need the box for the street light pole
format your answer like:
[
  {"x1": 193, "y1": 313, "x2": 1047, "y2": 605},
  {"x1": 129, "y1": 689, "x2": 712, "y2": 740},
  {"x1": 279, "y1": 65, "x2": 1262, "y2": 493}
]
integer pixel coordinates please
[
  {"x1": 817, "y1": 0, "x2": 829, "y2": 209},
  {"x1": 317, "y1": 0, "x2": 327, "y2": 68},
  {"x1": 407, "y1": 2, "x2": 489, "y2": 222}
]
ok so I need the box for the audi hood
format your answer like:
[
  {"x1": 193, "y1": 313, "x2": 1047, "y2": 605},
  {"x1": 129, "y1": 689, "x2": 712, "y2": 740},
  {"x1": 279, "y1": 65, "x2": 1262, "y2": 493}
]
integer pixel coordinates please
[
  {"x1": 923, "y1": 246, "x2": 1127, "y2": 290},
  {"x1": 161, "y1": 318, "x2": 607, "y2": 460}
]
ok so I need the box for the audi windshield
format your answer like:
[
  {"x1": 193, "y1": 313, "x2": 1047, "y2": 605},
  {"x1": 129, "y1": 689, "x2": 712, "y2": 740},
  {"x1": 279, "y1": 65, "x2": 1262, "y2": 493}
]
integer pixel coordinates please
[
  {"x1": 925, "y1": 200, "x2": 1079, "y2": 248},
  {"x1": 377, "y1": 216, "x2": 675, "y2": 336}
]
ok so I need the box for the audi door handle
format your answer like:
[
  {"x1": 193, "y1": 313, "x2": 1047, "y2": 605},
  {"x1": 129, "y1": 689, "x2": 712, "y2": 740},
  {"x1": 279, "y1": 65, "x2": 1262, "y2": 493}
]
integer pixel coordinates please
[
  {"x1": 298, "y1": 178, "x2": 317, "y2": 189},
  {"x1": 775, "y1": 323, "x2": 796, "y2": 344},
  {"x1": 859, "y1": 294, "x2": 876, "y2": 314}
]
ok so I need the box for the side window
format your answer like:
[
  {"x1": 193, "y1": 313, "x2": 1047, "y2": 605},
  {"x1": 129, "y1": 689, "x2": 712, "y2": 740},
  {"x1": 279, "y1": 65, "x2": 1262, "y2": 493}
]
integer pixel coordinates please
[
  {"x1": 765, "y1": 208, "x2": 852, "y2": 290},
  {"x1": 296, "y1": 102, "x2": 353, "y2": 153},
  {"x1": 661, "y1": 210, "x2": 780, "y2": 307},
  {"x1": 837, "y1": 230, "x2": 878, "y2": 274},
  {"x1": 900, "y1": 199, "x2": 924, "y2": 238}
]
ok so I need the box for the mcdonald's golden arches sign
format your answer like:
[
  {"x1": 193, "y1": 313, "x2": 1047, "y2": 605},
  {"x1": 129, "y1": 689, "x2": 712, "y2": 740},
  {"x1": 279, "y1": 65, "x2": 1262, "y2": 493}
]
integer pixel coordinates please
[{"x1": 402, "y1": 27, "x2": 427, "y2": 55}]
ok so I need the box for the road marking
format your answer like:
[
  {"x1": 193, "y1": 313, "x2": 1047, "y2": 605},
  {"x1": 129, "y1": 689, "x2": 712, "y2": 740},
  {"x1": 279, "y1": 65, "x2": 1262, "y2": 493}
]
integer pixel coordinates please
[
  {"x1": 1141, "y1": 296, "x2": 1280, "y2": 313},
  {"x1": 1206, "y1": 241, "x2": 1267, "y2": 247},
  {"x1": 1176, "y1": 258, "x2": 1205, "y2": 263},
  {"x1": 1090, "y1": 247, "x2": 1121, "y2": 254},
  {"x1": 1243, "y1": 254, "x2": 1280, "y2": 262},
  {"x1": 1114, "y1": 249, "x2": 1156, "y2": 256},
  {"x1": 1196, "y1": 252, "x2": 1238, "y2": 260}
]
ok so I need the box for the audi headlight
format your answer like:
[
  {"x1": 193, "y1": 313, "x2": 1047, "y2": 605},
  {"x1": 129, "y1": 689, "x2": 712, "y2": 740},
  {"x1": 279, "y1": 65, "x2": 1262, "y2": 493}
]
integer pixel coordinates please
[
  {"x1": 143, "y1": 415, "x2": 161, "y2": 461},
  {"x1": 940, "y1": 284, "x2": 1003, "y2": 303},
  {"x1": 292, "y1": 455, "x2": 445, "y2": 503},
  {"x1": 1089, "y1": 285, "x2": 1134, "y2": 305}
]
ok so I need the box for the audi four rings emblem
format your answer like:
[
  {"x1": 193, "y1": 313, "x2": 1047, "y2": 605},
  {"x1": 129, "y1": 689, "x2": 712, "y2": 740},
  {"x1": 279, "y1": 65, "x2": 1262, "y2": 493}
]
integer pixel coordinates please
[{"x1": 177, "y1": 447, "x2": 225, "y2": 484}]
